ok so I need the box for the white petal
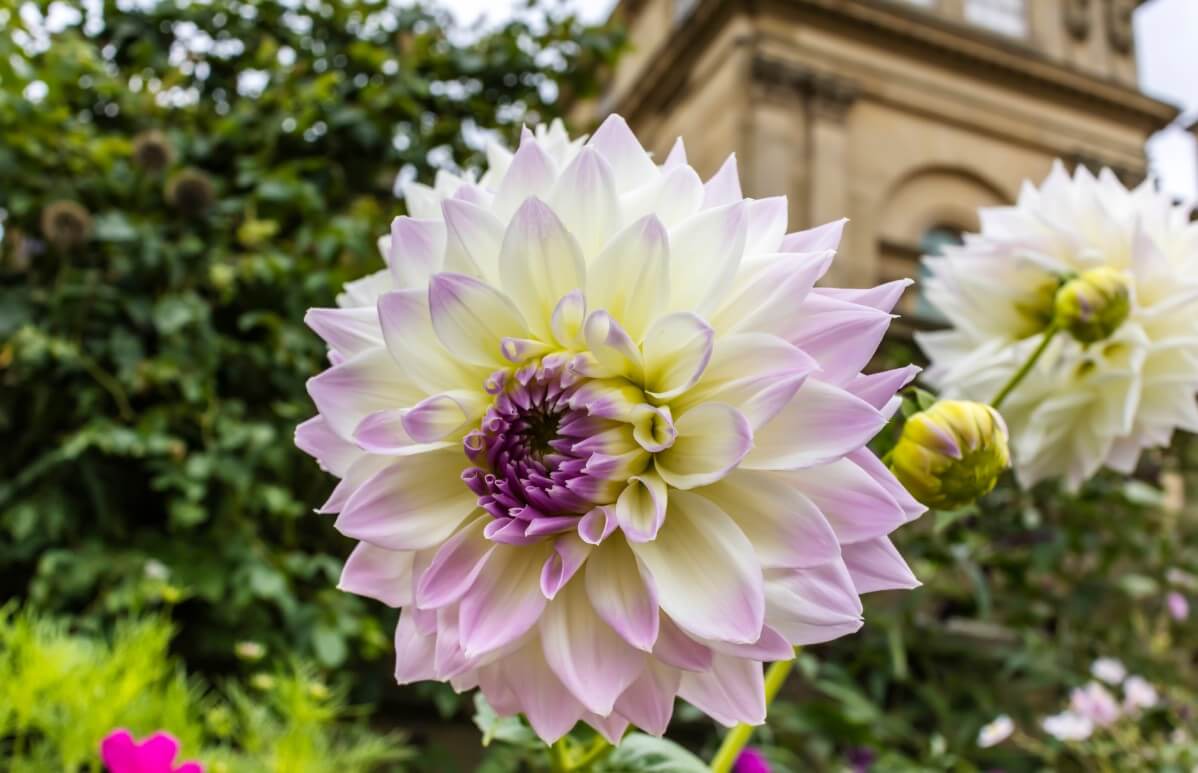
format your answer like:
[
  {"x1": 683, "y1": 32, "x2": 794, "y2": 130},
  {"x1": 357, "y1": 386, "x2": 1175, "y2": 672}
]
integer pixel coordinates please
[
  {"x1": 744, "y1": 196, "x2": 788, "y2": 257},
  {"x1": 587, "y1": 114, "x2": 658, "y2": 193},
  {"x1": 701, "y1": 154, "x2": 742, "y2": 209},
  {"x1": 620, "y1": 164, "x2": 704, "y2": 229},
  {"x1": 655, "y1": 403, "x2": 752, "y2": 490},
  {"x1": 498, "y1": 198, "x2": 586, "y2": 340},
  {"x1": 715, "y1": 251, "x2": 835, "y2": 337},
  {"x1": 388, "y1": 216, "x2": 445, "y2": 288},
  {"x1": 587, "y1": 214, "x2": 670, "y2": 340},
  {"x1": 669, "y1": 201, "x2": 748, "y2": 315},
  {"x1": 540, "y1": 576, "x2": 645, "y2": 715},
  {"x1": 641, "y1": 312, "x2": 714, "y2": 400},
  {"x1": 741, "y1": 380, "x2": 885, "y2": 470},
  {"x1": 631, "y1": 491, "x2": 765, "y2": 644},
  {"x1": 334, "y1": 451, "x2": 477, "y2": 551},
  {"x1": 305, "y1": 306, "x2": 383, "y2": 358},
  {"x1": 442, "y1": 198, "x2": 505, "y2": 282},
  {"x1": 615, "y1": 470, "x2": 669, "y2": 543},
  {"x1": 585, "y1": 536, "x2": 660, "y2": 651},
  {"x1": 378, "y1": 289, "x2": 489, "y2": 394},
  {"x1": 549, "y1": 147, "x2": 620, "y2": 261},
  {"x1": 493, "y1": 133, "x2": 558, "y2": 221},
  {"x1": 428, "y1": 273, "x2": 530, "y2": 367},
  {"x1": 307, "y1": 347, "x2": 423, "y2": 440}
]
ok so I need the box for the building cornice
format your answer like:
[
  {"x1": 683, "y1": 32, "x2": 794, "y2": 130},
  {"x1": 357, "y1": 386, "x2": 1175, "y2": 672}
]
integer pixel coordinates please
[{"x1": 609, "y1": 0, "x2": 1178, "y2": 134}]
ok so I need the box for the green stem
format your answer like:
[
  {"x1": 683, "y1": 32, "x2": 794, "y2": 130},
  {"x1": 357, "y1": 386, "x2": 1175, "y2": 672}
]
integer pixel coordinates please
[
  {"x1": 549, "y1": 737, "x2": 572, "y2": 773},
  {"x1": 990, "y1": 324, "x2": 1059, "y2": 411},
  {"x1": 708, "y1": 649, "x2": 799, "y2": 773},
  {"x1": 571, "y1": 735, "x2": 614, "y2": 770}
]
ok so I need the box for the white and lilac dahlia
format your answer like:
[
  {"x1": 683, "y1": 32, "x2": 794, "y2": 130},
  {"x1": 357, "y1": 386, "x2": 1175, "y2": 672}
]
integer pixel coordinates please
[
  {"x1": 919, "y1": 162, "x2": 1198, "y2": 489},
  {"x1": 296, "y1": 116, "x2": 925, "y2": 742}
]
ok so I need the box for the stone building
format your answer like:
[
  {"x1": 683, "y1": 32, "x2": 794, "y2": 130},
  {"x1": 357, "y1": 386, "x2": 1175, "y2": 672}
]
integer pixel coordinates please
[{"x1": 588, "y1": 0, "x2": 1178, "y2": 325}]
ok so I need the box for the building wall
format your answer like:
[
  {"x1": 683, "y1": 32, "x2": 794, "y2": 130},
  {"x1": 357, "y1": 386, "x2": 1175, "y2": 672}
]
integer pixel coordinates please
[{"x1": 593, "y1": 0, "x2": 1177, "y2": 321}]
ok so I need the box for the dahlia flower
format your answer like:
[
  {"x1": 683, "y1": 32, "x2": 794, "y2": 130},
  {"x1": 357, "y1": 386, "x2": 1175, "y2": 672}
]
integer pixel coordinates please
[
  {"x1": 918, "y1": 162, "x2": 1198, "y2": 489},
  {"x1": 297, "y1": 115, "x2": 924, "y2": 742}
]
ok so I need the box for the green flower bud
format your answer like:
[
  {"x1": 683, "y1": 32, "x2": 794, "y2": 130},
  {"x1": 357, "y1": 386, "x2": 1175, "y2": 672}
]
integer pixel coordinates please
[
  {"x1": 1053, "y1": 267, "x2": 1131, "y2": 344},
  {"x1": 890, "y1": 400, "x2": 1010, "y2": 510}
]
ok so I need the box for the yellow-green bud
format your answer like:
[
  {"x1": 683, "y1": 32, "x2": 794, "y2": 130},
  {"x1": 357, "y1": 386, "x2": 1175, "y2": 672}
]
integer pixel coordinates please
[
  {"x1": 1053, "y1": 267, "x2": 1131, "y2": 344},
  {"x1": 890, "y1": 400, "x2": 1010, "y2": 510}
]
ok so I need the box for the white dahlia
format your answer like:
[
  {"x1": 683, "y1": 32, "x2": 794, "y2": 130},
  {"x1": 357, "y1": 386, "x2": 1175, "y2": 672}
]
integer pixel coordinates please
[
  {"x1": 296, "y1": 116, "x2": 924, "y2": 742},
  {"x1": 919, "y1": 162, "x2": 1198, "y2": 489}
]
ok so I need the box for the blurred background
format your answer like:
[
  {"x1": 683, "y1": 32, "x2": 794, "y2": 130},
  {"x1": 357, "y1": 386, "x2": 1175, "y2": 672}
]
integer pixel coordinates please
[{"x1": 1, "y1": 1, "x2": 1196, "y2": 771}]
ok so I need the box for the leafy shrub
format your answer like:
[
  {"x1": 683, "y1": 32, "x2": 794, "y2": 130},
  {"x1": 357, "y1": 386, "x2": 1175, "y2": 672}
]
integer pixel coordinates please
[{"x1": 0, "y1": 606, "x2": 410, "y2": 772}]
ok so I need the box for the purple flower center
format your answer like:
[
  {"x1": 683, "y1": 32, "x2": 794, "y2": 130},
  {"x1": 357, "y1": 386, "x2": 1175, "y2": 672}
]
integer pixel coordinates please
[{"x1": 461, "y1": 361, "x2": 618, "y2": 545}]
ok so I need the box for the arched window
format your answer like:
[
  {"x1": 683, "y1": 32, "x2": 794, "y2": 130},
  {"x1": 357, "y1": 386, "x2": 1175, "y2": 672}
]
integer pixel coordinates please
[{"x1": 916, "y1": 226, "x2": 963, "y2": 324}]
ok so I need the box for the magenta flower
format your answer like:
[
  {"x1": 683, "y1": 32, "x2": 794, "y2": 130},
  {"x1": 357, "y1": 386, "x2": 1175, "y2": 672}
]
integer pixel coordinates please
[
  {"x1": 297, "y1": 116, "x2": 925, "y2": 742},
  {"x1": 733, "y1": 747, "x2": 771, "y2": 773},
  {"x1": 100, "y1": 730, "x2": 202, "y2": 773}
]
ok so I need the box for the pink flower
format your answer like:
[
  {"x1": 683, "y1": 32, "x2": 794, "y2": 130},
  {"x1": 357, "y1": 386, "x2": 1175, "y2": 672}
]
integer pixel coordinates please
[
  {"x1": 1167, "y1": 591, "x2": 1189, "y2": 621},
  {"x1": 297, "y1": 116, "x2": 925, "y2": 743},
  {"x1": 1069, "y1": 682, "x2": 1120, "y2": 727},
  {"x1": 733, "y1": 747, "x2": 771, "y2": 773},
  {"x1": 100, "y1": 730, "x2": 202, "y2": 773}
]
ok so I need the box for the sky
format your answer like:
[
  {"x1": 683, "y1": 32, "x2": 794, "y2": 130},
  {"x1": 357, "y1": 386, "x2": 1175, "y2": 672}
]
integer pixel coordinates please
[{"x1": 434, "y1": 0, "x2": 1198, "y2": 202}]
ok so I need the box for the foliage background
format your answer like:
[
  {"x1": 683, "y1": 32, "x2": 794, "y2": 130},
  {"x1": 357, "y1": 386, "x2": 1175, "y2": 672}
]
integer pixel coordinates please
[{"x1": 2, "y1": 0, "x2": 1197, "y2": 771}]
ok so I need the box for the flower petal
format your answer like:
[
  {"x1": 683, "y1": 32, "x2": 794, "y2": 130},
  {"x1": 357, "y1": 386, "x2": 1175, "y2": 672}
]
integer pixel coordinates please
[
  {"x1": 459, "y1": 543, "x2": 550, "y2": 657},
  {"x1": 631, "y1": 491, "x2": 764, "y2": 644},
  {"x1": 841, "y1": 537, "x2": 920, "y2": 594},
  {"x1": 428, "y1": 273, "x2": 530, "y2": 367},
  {"x1": 378, "y1": 288, "x2": 489, "y2": 394},
  {"x1": 402, "y1": 390, "x2": 489, "y2": 442},
  {"x1": 587, "y1": 114, "x2": 658, "y2": 193},
  {"x1": 305, "y1": 306, "x2": 383, "y2": 358},
  {"x1": 295, "y1": 415, "x2": 361, "y2": 477},
  {"x1": 641, "y1": 312, "x2": 714, "y2": 400},
  {"x1": 496, "y1": 644, "x2": 585, "y2": 743},
  {"x1": 615, "y1": 470, "x2": 668, "y2": 543},
  {"x1": 744, "y1": 196, "x2": 788, "y2": 257},
  {"x1": 655, "y1": 403, "x2": 752, "y2": 490},
  {"x1": 388, "y1": 216, "x2": 445, "y2": 287},
  {"x1": 702, "y1": 153, "x2": 742, "y2": 209},
  {"x1": 669, "y1": 201, "x2": 748, "y2": 315},
  {"x1": 673, "y1": 332, "x2": 818, "y2": 430},
  {"x1": 678, "y1": 653, "x2": 765, "y2": 727},
  {"x1": 614, "y1": 659, "x2": 681, "y2": 736},
  {"x1": 587, "y1": 214, "x2": 670, "y2": 340},
  {"x1": 741, "y1": 380, "x2": 885, "y2": 470},
  {"x1": 442, "y1": 198, "x2": 505, "y2": 282},
  {"x1": 540, "y1": 532, "x2": 592, "y2": 599},
  {"x1": 789, "y1": 293, "x2": 893, "y2": 385},
  {"x1": 585, "y1": 536, "x2": 660, "y2": 650},
  {"x1": 334, "y1": 451, "x2": 478, "y2": 550},
  {"x1": 339, "y1": 542, "x2": 415, "y2": 607},
  {"x1": 415, "y1": 516, "x2": 495, "y2": 608},
  {"x1": 540, "y1": 576, "x2": 645, "y2": 715},
  {"x1": 620, "y1": 164, "x2": 704, "y2": 229},
  {"x1": 788, "y1": 457, "x2": 909, "y2": 543},
  {"x1": 394, "y1": 609, "x2": 439, "y2": 683},
  {"x1": 498, "y1": 198, "x2": 586, "y2": 340},
  {"x1": 700, "y1": 469, "x2": 841, "y2": 569},
  {"x1": 779, "y1": 218, "x2": 846, "y2": 253},
  {"x1": 715, "y1": 251, "x2": 835, "y2": 337},
  {"x1": 307, "y1": 347, "x2": 423, "y2": 440},
  {"x1": 549, "y1": 146, "x2": 620, "y2": 261},
  {"x1": 493, "y1": 131, "x2": 558, "y2": 221},
  {"x1": 764, "y1": 560, "x2": 864, "y2": 645}
]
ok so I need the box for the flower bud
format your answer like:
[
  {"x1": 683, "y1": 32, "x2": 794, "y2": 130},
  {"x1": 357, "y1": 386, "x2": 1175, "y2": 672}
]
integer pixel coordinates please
[
  {"x1": 890, "y1": 400, "x2": 1010, "y2": 510},
  {"x1": 132, "y1": 129, "x2": 173, "y2": 172},
  {"x1": 166, "y1": 168, "x2": 216, "y2": 217},
  {"x1": 1053, "y1": 267, "x2": 1131, "y2": 344},
  {"x1": 40, "y1": 200, "x2": 93, "y2": 250}
]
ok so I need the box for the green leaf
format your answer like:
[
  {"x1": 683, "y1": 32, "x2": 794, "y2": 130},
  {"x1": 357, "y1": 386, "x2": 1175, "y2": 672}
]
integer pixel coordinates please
[
  {"x1": 604, "y1": 734, "x2": 710, "y2": 773},
  {"x1": 471, "y1": 693, "x2": 539, "y2": 748}
]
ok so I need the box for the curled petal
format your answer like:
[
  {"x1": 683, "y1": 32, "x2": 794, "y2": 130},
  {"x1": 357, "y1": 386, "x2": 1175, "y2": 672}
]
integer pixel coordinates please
[
  {"x1": 402, "y1": 390, "x2": 489, "y2": 442},
  {"x1": 583, "y1": 311, "x2": 645, "y2": 380},
  {"x1": 578, "y1": 505, "x2": 618, "y2": 545},
  {"x1": 655, "y1": 403, "x2": 752, "y2": 490},
  {"x1": 616, "y1": 470, "x2": 669, "y2": 543},
  {"x1": 642, "y1": 312, "x2": 714, "y2": 400},
  {"x1": 540, "y1": 532, "x2": 592, "y2": 599}
]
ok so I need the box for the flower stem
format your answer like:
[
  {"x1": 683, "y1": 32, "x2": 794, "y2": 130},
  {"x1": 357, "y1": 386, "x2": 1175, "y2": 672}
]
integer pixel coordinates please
[
  {"x1": 571, "y1": 735, "x2": 614, "y2": 770},
  {"x1": 549, "y1": 737, "x2": 572, "y2": 773},
  {"x1": 708, "y1": 649, "x2": 800, "y2": 773},
  {"x1": 990, "y1": 324, "x2": 1059, "y2": 411}
]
